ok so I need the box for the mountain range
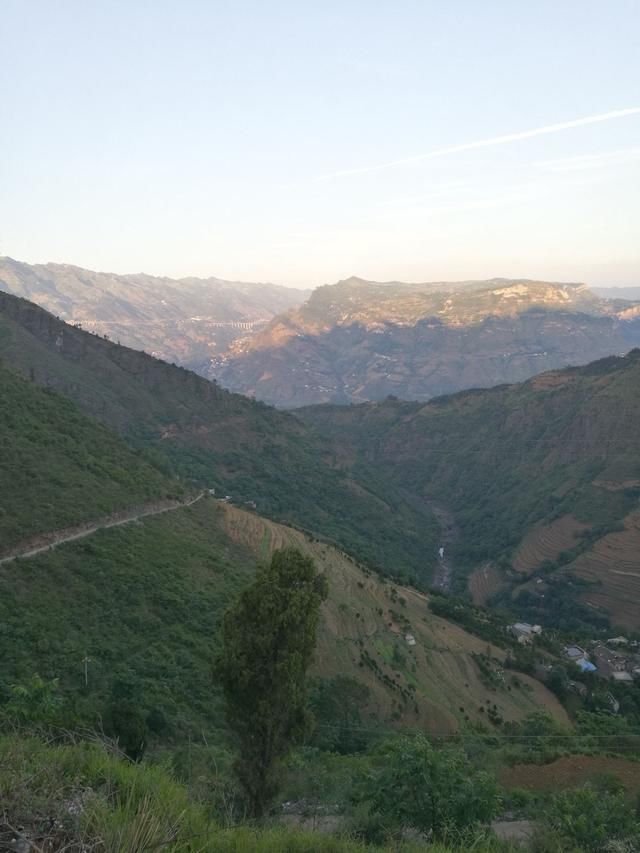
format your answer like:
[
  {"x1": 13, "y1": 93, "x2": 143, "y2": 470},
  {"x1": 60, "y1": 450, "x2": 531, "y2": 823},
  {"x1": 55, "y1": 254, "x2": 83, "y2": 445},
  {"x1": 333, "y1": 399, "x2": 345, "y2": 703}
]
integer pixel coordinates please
[
  {"x1": 0, "y1": 256, "x2": 307, "y2": 369},
  {"x1": 3, "y1": 259, "x2": 639, "y2": 410},
  {"x1": 213, "y1": 276, "x2": 640, "y2": 407},
  {"x1": 2, "y1": 283, "x2": 639, "y2": 837},
  {"x1": 3, "y1": 283, "x2": 640, "y2": 635}
]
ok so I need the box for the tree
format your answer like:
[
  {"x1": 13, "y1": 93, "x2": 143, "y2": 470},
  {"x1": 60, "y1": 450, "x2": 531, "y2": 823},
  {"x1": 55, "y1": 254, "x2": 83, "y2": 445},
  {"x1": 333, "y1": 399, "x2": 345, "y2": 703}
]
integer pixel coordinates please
[
  {"x1": 4, "y1": 675, "x2": 64, "y2": 728},
  {"x1": 310, "y1": 675, "x2": 371, "y2": 754},
  {"x1": 547, "y1": 665, "x2": 570, "y2": 701},
  {"x1": 360, "y1": 733, "x2": 500, "y2": 840},
  {"x1": 216, "y1": 548, "x2": 328, "y2": 818},
  {"x1": 106, "y1": 697, "x2": 148, "y2": 761},
  {"x1": 546, "y1": 785, "x2": 638, "y2": 851}
]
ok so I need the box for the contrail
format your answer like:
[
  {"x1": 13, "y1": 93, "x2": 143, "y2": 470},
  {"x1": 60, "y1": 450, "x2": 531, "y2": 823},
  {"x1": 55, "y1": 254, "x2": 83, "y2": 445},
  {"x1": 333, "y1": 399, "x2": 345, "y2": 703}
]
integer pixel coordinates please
[{"x1": 313, "y1": 107, "x2": 640, "y2": 182}]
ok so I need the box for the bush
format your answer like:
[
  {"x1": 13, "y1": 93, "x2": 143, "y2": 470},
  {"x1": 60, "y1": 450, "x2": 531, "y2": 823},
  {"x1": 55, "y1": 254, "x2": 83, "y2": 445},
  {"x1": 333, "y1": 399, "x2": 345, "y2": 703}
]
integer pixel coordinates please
[
  {"x1": 544, "y1": 785, "x2": 640, "y2": 852},
  {"x1": 356, "y1": 733, "x2": 501, "y2": 842}
]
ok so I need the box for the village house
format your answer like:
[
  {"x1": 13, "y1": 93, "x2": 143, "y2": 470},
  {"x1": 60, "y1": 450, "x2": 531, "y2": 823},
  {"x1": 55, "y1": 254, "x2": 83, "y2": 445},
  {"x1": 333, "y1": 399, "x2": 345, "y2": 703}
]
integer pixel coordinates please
[
  {"x1": 564, "y1": 645, "x2": 594, "y2": 671},
  {"x1": 509, "y1": 622, "x2": 542, "y2": 644},
  {"x1": 612, "y1": 671, "x2": 634, "y2": 684}
]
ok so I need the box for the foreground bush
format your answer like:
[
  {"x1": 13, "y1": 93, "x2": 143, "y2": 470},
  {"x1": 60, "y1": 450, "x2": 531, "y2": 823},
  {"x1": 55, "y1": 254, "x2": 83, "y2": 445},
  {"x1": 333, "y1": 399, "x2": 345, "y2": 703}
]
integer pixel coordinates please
[{"x1": 0, "y1": 734, "x2": 516, "y2": 852}]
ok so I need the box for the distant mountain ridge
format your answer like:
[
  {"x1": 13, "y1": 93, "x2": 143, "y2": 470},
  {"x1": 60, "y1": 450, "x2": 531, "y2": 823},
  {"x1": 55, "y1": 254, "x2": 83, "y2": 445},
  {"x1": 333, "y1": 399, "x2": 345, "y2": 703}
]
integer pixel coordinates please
[
  {"x1": 211, "y1": 276, "x2": 640, "y2": 406},
  {"x1": 0, "y1": 257, "x2": 308, "y2": 368},
  {"x1": 593, "y1": 286, "x2": 640, "y2": 301}
]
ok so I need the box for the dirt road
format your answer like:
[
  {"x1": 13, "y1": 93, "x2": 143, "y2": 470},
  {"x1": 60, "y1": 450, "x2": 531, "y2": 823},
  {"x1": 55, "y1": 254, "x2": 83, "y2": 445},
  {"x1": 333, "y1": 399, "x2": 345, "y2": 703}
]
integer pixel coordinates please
[{"x1": 0, "y1": 492, "x2": 205, "y2": 566}]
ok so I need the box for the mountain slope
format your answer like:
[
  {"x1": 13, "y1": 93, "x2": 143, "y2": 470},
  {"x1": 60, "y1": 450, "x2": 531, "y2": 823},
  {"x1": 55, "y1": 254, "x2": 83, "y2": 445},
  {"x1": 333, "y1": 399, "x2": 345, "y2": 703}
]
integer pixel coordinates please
[
  {"x1": 0, "y1": 257, "x2": 308, "y2": 369},
  {"x1": 0, "y1": 367, "x2": 183, "y2": 550},
  {"x1": 0, "y1": 292, "x2": 437, "y2": 580},
  {"x1": 299, "y1": 351, "x2": 640, "y2": 629},
  {"x1": 0, "y1": 494, "x2": 568, "y2": 743},
  {"x1": 213, "y1": 277, "x2": 640, "y2": 407}
]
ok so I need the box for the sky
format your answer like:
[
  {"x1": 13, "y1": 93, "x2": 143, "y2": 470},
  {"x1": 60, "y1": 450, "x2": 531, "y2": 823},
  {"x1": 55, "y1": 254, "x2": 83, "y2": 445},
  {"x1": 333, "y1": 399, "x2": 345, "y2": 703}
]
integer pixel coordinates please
[{"x1": 2, "y1": 1, "x2": 640, "y2": 288}]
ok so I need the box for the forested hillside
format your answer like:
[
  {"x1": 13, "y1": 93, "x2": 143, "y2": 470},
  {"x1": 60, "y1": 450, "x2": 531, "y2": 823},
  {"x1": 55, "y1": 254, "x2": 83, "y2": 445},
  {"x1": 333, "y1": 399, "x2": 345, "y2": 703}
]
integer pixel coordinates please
[
  {"x1": 0, "y1": 292, "x2": 437, "y2": 579},
  {"x1": 300, "y1": 351, "x2": 640, "y2": 629},
  {"x1": 0, "y1": 367, "x2": 183, "y2": 550}
]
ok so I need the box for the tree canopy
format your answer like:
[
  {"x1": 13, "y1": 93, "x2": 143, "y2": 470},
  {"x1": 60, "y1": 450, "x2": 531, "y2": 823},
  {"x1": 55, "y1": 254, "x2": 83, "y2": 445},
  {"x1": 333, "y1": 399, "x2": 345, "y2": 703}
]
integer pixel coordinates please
[{"x1": 216, "y1": 547, "x2": 328, "y2": 817}]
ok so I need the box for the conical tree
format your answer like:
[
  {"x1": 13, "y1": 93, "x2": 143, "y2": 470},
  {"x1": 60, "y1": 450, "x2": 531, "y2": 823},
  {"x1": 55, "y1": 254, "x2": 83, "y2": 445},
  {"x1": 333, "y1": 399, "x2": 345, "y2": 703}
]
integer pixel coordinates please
[{"x1": 216, "y1": 547, "x2": 328, "y2": 818}]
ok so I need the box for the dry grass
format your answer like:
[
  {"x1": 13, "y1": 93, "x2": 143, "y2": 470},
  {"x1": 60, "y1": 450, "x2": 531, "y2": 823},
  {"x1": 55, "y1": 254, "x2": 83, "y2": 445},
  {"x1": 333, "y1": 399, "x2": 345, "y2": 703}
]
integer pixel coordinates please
[{"x1": 221, "y1": 505, "x2": 570, "y2": 734}]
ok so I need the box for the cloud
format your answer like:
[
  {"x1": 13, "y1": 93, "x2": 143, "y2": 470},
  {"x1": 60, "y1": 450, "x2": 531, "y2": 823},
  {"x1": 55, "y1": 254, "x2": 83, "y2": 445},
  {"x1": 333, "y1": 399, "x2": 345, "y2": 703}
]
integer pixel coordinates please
[
  {"x1": 536, "y1": 146, "x2": 640, "y2": 172},
  {"x1": 313, "y1": 107, "x2": 640, "y2": 183}
]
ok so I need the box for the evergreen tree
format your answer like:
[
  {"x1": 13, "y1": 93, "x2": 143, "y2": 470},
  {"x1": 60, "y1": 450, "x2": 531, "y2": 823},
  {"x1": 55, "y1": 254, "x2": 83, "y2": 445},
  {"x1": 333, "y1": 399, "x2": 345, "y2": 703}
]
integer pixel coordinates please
[{"x1": 216, "y1": 548, "x2": 328, "y2": 818}]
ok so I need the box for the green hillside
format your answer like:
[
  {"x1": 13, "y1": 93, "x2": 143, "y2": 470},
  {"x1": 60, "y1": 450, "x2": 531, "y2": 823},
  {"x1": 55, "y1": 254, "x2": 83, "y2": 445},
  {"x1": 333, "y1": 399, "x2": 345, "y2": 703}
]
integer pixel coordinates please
[
  {"x1": 0, "y1": 367, "x2": 182, "y2": 550},
  {"x1": 0, "y1": 291, "x2": 436, "y2": 580},
  {"x1": 0, "y1": 496, "x2": 567, "y2": 749},
  {"x1": 300, "y1": 351, "x2": 640, "y2": 628}
]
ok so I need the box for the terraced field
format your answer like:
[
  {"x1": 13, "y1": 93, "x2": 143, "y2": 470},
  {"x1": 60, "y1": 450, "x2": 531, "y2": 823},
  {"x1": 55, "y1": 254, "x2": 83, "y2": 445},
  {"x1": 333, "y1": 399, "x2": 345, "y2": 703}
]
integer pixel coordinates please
[
  {"x1": 468, "y1": 563, "x2": 504, "y2": 605},
  {"x1": 513, "y1": 515, "x2": 588, "y2": 574},
  {"x1": 221, "y1": 505, "x2": 570, "y2": 733},
  {"x1": 568, "y1": 510, "x2": 640, "y2": 630}
]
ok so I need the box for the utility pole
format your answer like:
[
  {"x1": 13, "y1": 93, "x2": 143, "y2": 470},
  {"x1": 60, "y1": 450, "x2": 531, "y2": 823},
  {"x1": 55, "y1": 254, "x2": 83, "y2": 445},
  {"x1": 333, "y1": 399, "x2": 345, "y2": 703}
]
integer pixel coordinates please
[{"x1": 82, "y1": 655, "x2": 92, "y2": 687}]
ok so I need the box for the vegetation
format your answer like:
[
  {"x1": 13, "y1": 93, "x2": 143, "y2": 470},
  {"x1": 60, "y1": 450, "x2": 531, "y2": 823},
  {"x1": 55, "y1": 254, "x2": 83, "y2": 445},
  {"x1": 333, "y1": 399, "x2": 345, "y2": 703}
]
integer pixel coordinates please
[
  {"x1": 358, "y1": 733, "x2": 501, "y2": 842},
  {"x1": 544, "y1": 783, "x2": 640, "y2": 851},
  {"x1": 301, "y1": 350, "x2": 640, "y2": 618},
  {"x1": 216, "y1": 548, "x2": 328, "y2": 817},
  {"x1": 0, "y1": 366, "x2": 182, "y2": 549},
  {"x1": 0, "y1": 498, "x2": 255, "y2": 741},
  {"x1": 0, "y1": 293, "x2": 438, "y2": 581}
]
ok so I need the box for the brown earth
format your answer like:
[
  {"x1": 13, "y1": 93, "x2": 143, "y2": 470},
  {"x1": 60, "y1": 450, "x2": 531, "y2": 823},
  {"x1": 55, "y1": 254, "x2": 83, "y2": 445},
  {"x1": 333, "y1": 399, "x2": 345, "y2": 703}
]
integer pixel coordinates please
[
  {"x1": 513, "y1": 515, "x2": 589, "y2": 574},
  {"x1": 499, "y1": 755, "x2": 640, "y2": 798},
  {"x1": 568, "y1": 511, "x2": 640, "y2": 631},
  {"x1": 468, "y1": 563, "x2": 505, "y2": 605}
]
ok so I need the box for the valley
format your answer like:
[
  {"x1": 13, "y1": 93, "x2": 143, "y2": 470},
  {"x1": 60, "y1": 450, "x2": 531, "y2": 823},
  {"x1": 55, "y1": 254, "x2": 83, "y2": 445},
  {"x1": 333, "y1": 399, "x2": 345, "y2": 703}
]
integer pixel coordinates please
[
  {"x1": 300, "y1": 349, "x2": 640, "y2": 631},
  {"x1": 6, "y1": 4, "x2": 640, "y2": 845},
  {"x1": 0, "y1": 494, "x2": 567, "y2": 744},
  {"x1": 0, "y1": 290, "x2": 438, "y2": 582},
  {"x1": 2, "y1": 277, "x2": 640, "y2": 851}
]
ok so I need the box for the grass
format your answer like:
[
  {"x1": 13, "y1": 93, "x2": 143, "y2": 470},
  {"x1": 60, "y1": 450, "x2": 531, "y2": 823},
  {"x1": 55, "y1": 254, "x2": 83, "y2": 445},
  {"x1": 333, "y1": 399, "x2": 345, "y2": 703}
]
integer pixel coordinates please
[
  {"x1": 0, "y1": 733, "x2": 520, "y2": 852},
  {"x1": 0, "y1": 498, "x2": 568, "y2": 750},
  {"x1": 0, "y1": 498, "x2": 255, "y2": 741},
  {"x1": 0, "y1": 367, "x2": 183, "y2": 549}
]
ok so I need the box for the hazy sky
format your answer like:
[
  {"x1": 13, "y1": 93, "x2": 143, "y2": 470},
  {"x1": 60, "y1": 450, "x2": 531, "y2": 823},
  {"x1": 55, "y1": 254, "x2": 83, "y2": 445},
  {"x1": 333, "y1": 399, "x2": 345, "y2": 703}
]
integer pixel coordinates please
[{"x1": 2, "y1": 1, "x2": 640, "y2": 287}]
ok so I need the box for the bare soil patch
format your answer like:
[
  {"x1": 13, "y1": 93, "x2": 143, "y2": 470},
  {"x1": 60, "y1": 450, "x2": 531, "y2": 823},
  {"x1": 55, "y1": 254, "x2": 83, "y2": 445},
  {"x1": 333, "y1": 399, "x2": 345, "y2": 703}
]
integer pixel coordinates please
[
  {"x1": 499, "y1": 755, "x2": 640, "y2": 798},
  {"x1": 469, "y1": 562, "x2": 504, "y2": 605}
]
